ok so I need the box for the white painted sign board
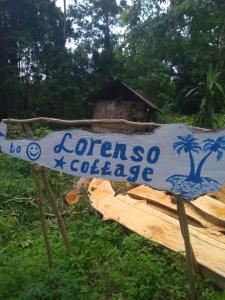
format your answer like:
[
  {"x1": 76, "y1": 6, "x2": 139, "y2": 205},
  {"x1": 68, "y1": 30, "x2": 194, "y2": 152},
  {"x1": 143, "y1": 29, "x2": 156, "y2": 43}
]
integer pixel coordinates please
[{"x1": 0, "y1": 122, "x2": 225, "y2": 199}]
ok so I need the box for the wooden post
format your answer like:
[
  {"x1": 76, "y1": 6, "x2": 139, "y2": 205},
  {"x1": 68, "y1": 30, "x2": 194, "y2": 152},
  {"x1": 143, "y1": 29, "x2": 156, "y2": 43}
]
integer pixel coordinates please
[
  {"x1": 23, "y1": 124, "x2": 53, "y2": 267},
  {"x1": 174, "y1": 193, "x2": 199, "y2": 300},
  {"x1": 41, "y1": 168, "x2": 73, "y2": 256},
  {"x1": 32, "y1": 168, "x2": 53, "y2": 267}
]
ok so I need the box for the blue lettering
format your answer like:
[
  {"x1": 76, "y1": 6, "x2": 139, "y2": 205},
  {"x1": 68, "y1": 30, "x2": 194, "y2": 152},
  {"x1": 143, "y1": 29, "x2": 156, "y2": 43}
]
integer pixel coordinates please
[
  {"x1": 114, "y1": 164, "x2": 127, "y2": 177},
  {"x1": 147, "y1": 146, "x2": 160, "y2": 164},
  {"x1": 142, "y1": 167, "x2": 153, "y2": 182},
  {"x1": 101, "y1": 161, "x2": 112, "y2": 176},
  {"x1": 131, "y1": 146, "x2": 144, "y2": 162},
  {"x1": 54, "y1": 133, "x2": 73, "y2": 154},
  {"x1": 100, "y1": 142, "x2": 112, "y2": 158},
  {"x1": 113, "y1": 144, "x2": 127, "y2": 160},
  {"x1": 81, "y1": 161, "x2": 89, "y2": 173},
  {"x1": 87, "y1": 139, "x2": 102, "y2": 156},
  {"x1": 10, "y1": 143, "x2": 15, "y2": 153},
  {"x1": 16, "y1": 146, "x2": 21, "y2": 153},
  {"x1": 127, "y1": 165, "x2": 140, "y2": 182},
  {"x1": 70, "y1": 159, "x2": 79, "y2": 172},
  {"x1": 75, "y1": 138, "x2": 88, "y2": 155},
  {"x1": 90, "y1": 159, "x2": 100, "y2": 175}
]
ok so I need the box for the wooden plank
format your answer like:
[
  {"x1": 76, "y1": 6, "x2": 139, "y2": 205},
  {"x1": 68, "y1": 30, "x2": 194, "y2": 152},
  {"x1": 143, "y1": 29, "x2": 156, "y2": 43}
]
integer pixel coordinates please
[
  {"x1": 127, "y1": 185, "x2": 225, "y2": 231},
  {"x1": 190, "y1": 196, "x2": 225, "y2": 227},
  {"x1": 207, "y1": 183, "x2": 225, "y2": 202},
  {"x1": 88, "y1": 179, "x2": 225, "y2": 287},
  {"x1": 1, "y1": 122, "x2": 225, "y2": 199}
]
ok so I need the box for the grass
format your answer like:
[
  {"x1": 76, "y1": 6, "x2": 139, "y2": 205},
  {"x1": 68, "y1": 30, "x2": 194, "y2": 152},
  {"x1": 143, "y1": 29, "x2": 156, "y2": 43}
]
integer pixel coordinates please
[{"x1": 0, "y1": 154, "x2": 225, "y2": 299}]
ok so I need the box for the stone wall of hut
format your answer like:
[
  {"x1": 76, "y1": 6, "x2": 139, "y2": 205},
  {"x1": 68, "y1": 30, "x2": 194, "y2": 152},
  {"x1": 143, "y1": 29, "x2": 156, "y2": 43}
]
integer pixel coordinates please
[{"x1": 91, "y1": 99, "x2": 154, "y2": 133}]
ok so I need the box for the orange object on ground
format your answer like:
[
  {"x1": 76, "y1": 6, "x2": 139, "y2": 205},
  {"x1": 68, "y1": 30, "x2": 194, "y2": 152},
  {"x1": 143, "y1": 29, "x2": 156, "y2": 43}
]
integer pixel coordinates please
[{"x1": 65, "y1": 191, "x2": 80, "y2": 205}]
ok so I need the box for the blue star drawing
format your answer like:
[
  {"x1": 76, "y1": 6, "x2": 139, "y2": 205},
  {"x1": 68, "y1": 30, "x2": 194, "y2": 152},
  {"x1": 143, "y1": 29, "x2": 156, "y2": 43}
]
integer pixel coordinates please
[{"x1": 54, "y1": 156, "x2": 66, "y2": 170}]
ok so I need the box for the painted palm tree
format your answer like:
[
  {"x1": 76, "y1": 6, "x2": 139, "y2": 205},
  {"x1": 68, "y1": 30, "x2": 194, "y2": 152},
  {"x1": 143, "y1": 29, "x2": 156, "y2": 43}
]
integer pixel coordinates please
[
  {"x1": 173, "y1": 134, "x2": 201, "y2": 180},
  {"x1": 194, "y1": 136, "x2": 225, "y2": 181}
]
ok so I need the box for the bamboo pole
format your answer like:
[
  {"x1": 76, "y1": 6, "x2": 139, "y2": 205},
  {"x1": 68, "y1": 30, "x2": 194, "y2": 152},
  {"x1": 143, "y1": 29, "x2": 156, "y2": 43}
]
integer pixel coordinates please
[
  {"x1": 2, "y1": 117, "x2": 210, "y2": 131},
  {"x1": 23, "y1": 124, "x2": 53, "y2": 267},
  {"x1": 32, "y1": 169, "x2": 53, "y2": 267},
  {"x1": 3, "y1": 117, "x2": 160, "y2": 129},
  {"x1": 41, "y1": 168, "x2": 73, "y2": 256},
  {"x1": 174, "y1": 194, "x2": 199, "y2": 300}
]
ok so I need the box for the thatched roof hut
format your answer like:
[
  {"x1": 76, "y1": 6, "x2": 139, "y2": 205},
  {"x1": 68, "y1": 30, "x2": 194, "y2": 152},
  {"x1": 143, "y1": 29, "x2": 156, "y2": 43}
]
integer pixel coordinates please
[{"x1": 86, "y1": 79, "x2": 160, "y2": 132}]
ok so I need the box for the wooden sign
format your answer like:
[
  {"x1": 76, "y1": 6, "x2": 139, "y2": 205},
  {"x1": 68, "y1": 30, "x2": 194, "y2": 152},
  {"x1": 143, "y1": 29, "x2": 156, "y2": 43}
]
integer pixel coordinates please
[{"x1": 0, "y1": 122, "x2": 225, "y2": 199}]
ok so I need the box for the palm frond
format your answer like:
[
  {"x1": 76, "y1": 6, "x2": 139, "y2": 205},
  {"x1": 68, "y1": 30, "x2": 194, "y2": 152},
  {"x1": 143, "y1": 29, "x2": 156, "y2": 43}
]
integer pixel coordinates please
[
  {"x1": 216, "y1": 150, "x2": 223, "y2": 161},
  {"x1": 176, "y1": 145, "x2": 184, "y2": 155},
  {"x1": 191, "y1": 141, "x2": 201, "y2": 147},
  {"x1": 216, "y1": 136, "x2": 225, "y2": 144},
  {"x1": 177, "y1": 135, "x2": 187, "y2": 142},
  {"x1": 203, "y1": 138, "x2": 215, "y2": 143},
  {"x1": 185, "y1": 87, "x2": 198, "y2": 98},
  {"x1": 173, "y1": 141, "x2": 185, "y2": 150},
  {"x1": 215, "y1": 82, "x2": 225, "y2": 98},
  {"x1": 203, "y1": 142, "x2": 214, "y2": 152},
  {"x1": 192, "y1": 145, "x2": 202, "y2": 153}
]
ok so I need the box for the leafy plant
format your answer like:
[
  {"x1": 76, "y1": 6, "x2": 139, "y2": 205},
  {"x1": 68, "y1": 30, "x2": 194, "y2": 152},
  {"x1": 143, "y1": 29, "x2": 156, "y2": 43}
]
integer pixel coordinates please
[
  {"x1": 185, "y1": 65, "x2": 225, "y2": 128},
  {"x1": 34, "y1": 127, "x2": 52, "y2": 139}
]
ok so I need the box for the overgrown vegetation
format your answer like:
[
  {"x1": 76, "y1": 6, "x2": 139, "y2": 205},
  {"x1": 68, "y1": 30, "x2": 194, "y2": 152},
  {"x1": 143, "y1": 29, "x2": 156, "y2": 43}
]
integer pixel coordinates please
[
  {"x1": 0, "y1": 154, "x2": 224, "y2": 299},
  {"x1": 1, "y1": 0, "x2": 225, "y2": 128}
]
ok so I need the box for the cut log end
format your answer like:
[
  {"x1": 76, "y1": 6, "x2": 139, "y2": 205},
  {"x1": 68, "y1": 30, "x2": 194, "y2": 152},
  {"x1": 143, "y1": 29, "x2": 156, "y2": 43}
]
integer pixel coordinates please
[{"x1": 65, "y1": 191, "x2": 80, "y2": 206}]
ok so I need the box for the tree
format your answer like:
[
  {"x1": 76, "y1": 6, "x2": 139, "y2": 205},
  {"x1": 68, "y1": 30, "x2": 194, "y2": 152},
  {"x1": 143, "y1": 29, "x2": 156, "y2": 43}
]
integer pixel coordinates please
[
  {"x1": 173, "y1": 134, "x2": 201, "y2": 180},
  {"x1": 63, "y1": 0, "x2": 67, "y2": 45},
  {"x1": 194, "y1": 137, "x2": 225, "y2": 181},
  {"x1": 0, "y1": 0, "x2": 80, "y2": 119},
  {"x1": 70, "y1": 0, "x2": 126, "y2": 80},
  {"x1": 164, "y1": 0, "x2": 225, "y2": 114},
  {"x1": 122, "y1": 0, "x2": 225, "y2": 114},
  {"x1": 120, "y1": 0, "x2": 176, "y2": 106}
]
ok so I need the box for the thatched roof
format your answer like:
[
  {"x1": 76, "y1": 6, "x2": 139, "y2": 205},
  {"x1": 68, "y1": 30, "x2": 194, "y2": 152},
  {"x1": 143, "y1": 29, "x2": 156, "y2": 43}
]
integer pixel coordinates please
[{"x1": 85, "y1": 80, "x2": 161, "y2": 112}]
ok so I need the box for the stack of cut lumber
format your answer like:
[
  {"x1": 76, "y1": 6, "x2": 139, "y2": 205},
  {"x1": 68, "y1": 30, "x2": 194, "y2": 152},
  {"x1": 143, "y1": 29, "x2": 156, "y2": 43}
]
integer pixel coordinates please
[{"x1": 88, "y1": 179, "x2": 225, "y2": 288}]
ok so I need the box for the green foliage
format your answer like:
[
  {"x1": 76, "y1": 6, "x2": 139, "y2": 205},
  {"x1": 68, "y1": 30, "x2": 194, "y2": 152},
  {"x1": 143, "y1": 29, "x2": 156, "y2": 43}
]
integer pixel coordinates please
[
  {"x1": 34, "y1": 127, "x2": 52, "y2": 138},
  {"x1": 70, "y1": 0, "x2": 126, "y2": 81},
  {"x1": 1, "y1": 0, "x2": 225, "y2": 124},
  {"x1": 120, "y1": 0, "x2": 225, "y2": 120},
  {"x1": 0, "y1": 154, "x2": 224, "y2": 299},
  {"x1": 0, "y1": 0, "x2": 89, "y2": 120},
  {"x1": 185, "y1": 65, "x2": 225, "y2": 128}
]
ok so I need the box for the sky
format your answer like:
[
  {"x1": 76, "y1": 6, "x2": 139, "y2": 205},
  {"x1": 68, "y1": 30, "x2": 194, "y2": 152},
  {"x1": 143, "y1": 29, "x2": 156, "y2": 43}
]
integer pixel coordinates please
[
  {"x1": 55, "y1": 0, "x2": 131, "y2": 49},
  {"x1": 55, "y1": 0, "x2": 169, "y2": 49},
  {"x1": 56, "y1": 0, "x2": 133, "y2": 10},
  {"x1": 56, "y1": 0, "x2": 74, "y2": 10}
]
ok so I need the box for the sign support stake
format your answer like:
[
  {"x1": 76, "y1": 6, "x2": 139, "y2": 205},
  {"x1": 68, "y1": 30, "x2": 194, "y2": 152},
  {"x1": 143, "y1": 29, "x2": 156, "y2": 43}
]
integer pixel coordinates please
[
  {"x1": 32, "y1": 168, "x2": 53, "y2": 267},
  {"x1": 24, "y1": 124, "x2": 53, "y2": 267},
  {"x1": 41, "y1": 168, "x2": 73, "y2": 256},
  {"x1": 24, "y1": 124, "x2": 72, "y2": 259},
  {"x1": 174, "y1": 194, "x2": 199, "y2": 300}
]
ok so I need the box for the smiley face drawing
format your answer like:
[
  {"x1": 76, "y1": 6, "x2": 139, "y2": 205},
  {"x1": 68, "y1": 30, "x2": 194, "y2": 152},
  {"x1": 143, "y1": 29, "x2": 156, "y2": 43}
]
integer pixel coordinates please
[{"x1": 26, "y1": 142, "x2": 41, "y2": 161}]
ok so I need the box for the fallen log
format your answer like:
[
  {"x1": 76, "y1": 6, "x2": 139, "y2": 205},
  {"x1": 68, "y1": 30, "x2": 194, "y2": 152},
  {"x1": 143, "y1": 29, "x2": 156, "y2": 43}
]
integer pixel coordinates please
[
  {"x1": 88, "y1": 179, "x2": 225, "y2": 288},
  {"x1": 65, "y1": 178, "x2": 91, "y2": 205}
]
